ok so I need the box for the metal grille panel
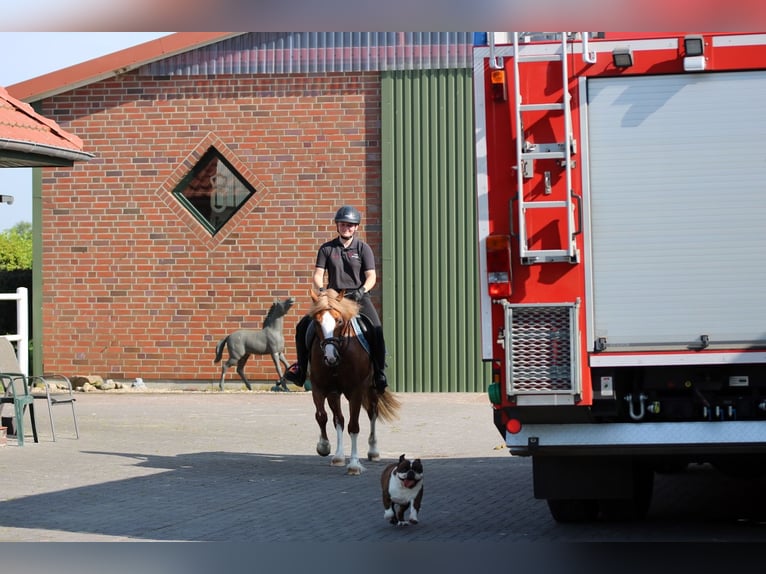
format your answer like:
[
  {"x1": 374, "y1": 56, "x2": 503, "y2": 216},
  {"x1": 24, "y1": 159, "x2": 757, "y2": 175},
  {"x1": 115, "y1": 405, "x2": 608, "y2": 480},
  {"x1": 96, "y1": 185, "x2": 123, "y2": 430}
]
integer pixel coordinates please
[
  {"x1": 141, "y1": 32, "x2": 474, "y2": 76},
  {"x1": 509, "y1": 305, "x2": 574, "y2": 392}
]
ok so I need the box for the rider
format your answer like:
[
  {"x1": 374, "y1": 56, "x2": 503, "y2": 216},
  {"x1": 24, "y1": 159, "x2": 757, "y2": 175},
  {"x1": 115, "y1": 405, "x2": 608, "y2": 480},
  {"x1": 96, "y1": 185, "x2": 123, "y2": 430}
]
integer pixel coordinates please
[{"x1": 284, "y1": 205, "x2": 388, "y2": 393}]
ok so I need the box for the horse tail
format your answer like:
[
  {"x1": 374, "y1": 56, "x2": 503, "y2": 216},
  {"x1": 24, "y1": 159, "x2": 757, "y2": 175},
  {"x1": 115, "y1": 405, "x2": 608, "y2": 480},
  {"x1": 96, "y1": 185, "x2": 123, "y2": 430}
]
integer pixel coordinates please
[
  {"x1": 374, "y1": 390, "x2": 401, "y2": 423},
  {"x1": 213, "y1": 336, "x2": 228, "y2": 364}
]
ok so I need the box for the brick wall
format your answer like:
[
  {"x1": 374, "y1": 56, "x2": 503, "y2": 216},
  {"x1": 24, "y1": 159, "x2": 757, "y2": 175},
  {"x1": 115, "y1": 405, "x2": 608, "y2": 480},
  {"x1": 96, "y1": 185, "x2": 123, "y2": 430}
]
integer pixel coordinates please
[{"x1": 38, "y1": 71, "x2": 382, "y2": 384}]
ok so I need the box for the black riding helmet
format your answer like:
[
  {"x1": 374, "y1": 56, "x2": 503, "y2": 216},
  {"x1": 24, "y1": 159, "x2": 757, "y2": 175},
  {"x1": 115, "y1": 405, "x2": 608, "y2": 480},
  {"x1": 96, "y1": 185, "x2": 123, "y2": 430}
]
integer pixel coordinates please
[{"x1": 334, "y1": 205, "x2": 362, "y2": 225}]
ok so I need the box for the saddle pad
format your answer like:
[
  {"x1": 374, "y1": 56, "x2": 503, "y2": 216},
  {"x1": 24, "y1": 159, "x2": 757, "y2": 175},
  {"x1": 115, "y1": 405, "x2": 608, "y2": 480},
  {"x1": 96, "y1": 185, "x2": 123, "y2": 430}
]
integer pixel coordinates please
[{"x1": 351, "y1": 318, "x2": 371, "y2": 355}]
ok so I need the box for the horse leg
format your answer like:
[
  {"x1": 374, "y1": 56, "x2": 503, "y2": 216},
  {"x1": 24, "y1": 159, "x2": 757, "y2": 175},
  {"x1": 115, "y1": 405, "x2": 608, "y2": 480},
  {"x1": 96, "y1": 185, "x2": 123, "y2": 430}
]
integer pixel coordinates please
[
  {"x1": 313, "y1": 392, "x2": 331, "y2": 457},
  {"x1": 236, "y1": 354, "x2": 252, "y2": 390},
  {"x1": 278, "y1": 352, "x2": 291, "y2": 372},
  {"x1": 271, "y1": 352, "x2": 288, "y2": 391},
  {"x1": 276, "y1": 352, "x2": 292, "y2": 390},
  {"x1": 327, "y1": 393, "x2": 346, "y2": 467},
  {"x1": 218, "y1": 363, "x2": 229, "y2": 391},
  {"x1": 219, "y1": 354, "x2": 239, "y2": 391},
  {"x1": 346, "y1": 398, "x2": 365, "y2": 475},
  {"x1": 367, "y1": 404, "x2": 380, "y2": 462}
]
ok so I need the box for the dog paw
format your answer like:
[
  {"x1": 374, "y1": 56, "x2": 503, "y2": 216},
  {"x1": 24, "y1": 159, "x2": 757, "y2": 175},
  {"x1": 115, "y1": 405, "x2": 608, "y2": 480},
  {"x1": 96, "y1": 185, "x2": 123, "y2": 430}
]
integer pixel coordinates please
[
  {"x1": 396, "y1": 521, "x2": 410, "y2": 527},
  {"x1": 408, "y1": 518, "x2": 419, "y2": 525}
]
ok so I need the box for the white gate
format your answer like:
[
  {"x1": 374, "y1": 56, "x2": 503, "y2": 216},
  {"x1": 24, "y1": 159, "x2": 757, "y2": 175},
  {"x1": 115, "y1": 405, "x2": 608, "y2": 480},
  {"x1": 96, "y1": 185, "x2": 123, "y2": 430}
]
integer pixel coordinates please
[{"x1": 0, "y1": 286, "x2": 29, "y2": 375}]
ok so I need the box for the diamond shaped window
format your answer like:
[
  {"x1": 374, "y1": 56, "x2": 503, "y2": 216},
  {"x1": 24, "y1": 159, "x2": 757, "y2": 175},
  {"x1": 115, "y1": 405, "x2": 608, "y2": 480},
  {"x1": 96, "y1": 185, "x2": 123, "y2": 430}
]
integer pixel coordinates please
[{"x1": 172, "y1": 146, "x2": 256, "y2": 234}]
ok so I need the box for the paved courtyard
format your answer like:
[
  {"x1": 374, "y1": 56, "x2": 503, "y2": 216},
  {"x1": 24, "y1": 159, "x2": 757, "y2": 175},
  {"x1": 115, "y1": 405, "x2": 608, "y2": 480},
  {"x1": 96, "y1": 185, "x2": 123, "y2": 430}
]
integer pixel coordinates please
[{"x1": 3, "y1": 387, "x2": 766, "y2": 551}]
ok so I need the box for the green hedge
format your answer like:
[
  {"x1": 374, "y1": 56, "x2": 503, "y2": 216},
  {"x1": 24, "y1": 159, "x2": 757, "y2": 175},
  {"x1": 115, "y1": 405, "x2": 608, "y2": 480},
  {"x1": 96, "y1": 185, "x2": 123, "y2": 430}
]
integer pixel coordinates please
[{"x1": 0, "y1": 269, "x2": 32, "y2": 337}]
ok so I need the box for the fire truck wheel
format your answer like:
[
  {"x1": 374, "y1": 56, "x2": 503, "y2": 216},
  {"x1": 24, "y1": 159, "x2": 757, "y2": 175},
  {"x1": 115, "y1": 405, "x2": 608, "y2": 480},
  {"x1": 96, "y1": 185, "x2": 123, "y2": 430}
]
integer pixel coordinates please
[
  {"x1": 546, "y1": 499, "x2": 599, "y2": 523},
  {"x1": 598, "y1": 464, "x2": 654, "y2": 521}
]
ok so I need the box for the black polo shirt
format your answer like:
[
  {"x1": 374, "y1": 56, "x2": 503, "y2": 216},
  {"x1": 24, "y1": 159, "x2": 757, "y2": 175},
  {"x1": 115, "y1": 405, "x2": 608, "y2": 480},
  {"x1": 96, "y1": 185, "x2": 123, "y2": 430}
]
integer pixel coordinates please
[{"x1": 315, "y1": 236, "x2": 375, "y2": 291}]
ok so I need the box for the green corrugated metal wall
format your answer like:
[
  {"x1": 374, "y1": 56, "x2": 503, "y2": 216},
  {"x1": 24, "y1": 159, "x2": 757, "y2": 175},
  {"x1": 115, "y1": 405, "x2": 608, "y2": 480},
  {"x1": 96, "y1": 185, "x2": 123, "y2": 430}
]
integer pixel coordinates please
[{"x1": 381, "y1": 68, "x2": 491, "y2": 393}]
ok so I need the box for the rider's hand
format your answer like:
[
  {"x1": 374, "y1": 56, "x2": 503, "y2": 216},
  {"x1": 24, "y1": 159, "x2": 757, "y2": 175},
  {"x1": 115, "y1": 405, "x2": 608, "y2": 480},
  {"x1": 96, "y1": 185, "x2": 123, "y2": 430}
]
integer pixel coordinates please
[{"x1": 347, "y1": 288, "x2": 364, "y2": 302}]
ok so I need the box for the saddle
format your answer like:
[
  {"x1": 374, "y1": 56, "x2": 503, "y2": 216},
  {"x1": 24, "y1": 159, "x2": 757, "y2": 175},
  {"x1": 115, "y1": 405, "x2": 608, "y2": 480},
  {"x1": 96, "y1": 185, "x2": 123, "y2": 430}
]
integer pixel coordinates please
[{"x1": 306, "y1": 313, "x2": 373, "y2": 355}]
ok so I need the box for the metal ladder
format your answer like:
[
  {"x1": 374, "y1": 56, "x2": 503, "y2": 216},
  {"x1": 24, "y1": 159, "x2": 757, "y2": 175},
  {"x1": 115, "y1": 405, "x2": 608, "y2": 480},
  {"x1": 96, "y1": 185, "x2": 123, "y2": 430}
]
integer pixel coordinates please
[{"x1": 511, "y1": 32, "x2": 581, "y2": 265}]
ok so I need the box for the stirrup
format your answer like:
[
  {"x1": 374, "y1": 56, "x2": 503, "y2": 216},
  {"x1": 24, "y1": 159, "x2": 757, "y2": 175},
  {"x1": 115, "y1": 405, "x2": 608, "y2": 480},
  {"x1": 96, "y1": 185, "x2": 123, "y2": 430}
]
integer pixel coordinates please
[{"x1": 284, "y1": 363, "x2": 305, "y2": 386}]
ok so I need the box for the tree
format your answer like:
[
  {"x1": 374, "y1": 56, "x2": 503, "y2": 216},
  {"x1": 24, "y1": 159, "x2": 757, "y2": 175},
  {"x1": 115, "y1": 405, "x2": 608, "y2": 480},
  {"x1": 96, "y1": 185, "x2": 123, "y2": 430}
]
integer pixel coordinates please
[{"x1": 0, "y1": 222, "x2": 32, "y2": 271}]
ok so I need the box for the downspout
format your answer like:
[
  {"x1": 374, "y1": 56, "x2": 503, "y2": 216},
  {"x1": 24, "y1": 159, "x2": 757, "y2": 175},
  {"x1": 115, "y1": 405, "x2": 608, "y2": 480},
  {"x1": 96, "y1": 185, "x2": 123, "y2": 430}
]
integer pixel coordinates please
[{"x1": 32, "y1": 166, "x2": 42, "y2": 377}]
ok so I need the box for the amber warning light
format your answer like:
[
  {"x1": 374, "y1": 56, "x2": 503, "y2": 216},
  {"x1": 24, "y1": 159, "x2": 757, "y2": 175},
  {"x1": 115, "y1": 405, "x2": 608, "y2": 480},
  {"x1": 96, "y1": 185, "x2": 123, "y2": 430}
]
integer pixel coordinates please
[
  {"x1": 490, "y1": 69, "x2": 507, "y2": 102},
  {"x1": 486, "y1": 234, "x2": 512, "y2": 299}
]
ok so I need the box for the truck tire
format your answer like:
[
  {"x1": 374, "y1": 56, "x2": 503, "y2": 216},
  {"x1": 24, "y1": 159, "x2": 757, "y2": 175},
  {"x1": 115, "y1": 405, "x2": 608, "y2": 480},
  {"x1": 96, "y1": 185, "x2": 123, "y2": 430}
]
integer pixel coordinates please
[
  {"x1": 547, "y1": 499, "x2": 599, "y2": 523},
  {"x1": 598, "y1": 464, "x2": 654, "y2": 521}
]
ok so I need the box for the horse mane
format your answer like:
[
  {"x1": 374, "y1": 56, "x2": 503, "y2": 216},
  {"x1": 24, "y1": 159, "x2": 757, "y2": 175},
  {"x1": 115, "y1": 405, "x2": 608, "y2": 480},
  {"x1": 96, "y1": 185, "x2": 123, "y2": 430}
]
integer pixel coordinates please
[
  {"x1": 309, "y1": 289, "x2": 359, "y2": 320},
  {"x1": 263, "y1": 300, "x2": 282, "y2": 328}
]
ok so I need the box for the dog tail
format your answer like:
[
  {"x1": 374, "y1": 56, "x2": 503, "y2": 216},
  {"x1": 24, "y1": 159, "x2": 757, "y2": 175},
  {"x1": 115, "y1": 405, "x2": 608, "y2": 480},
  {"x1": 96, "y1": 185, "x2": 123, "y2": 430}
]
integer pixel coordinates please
[
  {"x1": 375, "y1": 390, "x2": 401, "y2": 423},
  {"x1": 213, "y1": 336, "x2": 228, "y2": 364}
]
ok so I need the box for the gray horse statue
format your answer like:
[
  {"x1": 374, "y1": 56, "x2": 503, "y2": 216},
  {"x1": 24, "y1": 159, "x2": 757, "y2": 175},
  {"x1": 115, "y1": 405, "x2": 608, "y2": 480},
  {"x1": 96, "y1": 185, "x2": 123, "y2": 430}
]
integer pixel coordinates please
[{"x1": 214, "y1": 297, "x2": 295, "y2": 391}]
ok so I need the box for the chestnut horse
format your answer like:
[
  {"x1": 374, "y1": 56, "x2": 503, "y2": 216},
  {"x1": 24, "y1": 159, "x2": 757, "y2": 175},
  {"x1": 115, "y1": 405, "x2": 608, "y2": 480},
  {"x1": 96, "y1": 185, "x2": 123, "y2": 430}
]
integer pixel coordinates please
[{"x1": 307, "y1": 288, "x2": 400, "y2": 475}]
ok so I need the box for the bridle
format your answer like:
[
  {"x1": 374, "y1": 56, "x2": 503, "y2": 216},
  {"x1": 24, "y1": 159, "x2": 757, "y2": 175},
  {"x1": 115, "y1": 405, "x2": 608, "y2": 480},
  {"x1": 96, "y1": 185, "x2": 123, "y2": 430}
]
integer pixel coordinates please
[
  {"x1": 317, "y1": 309, "x2": 347, "y2": 348},
  {"x1": 314, "y1": 304, "x2": 356, "y2": 366}
]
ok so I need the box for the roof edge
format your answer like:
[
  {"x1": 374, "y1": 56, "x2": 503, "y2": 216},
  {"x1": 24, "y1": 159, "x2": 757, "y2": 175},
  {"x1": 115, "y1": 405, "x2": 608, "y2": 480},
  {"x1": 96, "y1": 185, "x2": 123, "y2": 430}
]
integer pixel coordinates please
[
  {"x1": 0, "y1": 138, "x2": 95, "y2": 162},
  {"x1": 7, "y1": 32, "x2": 243, "y2": 103}
]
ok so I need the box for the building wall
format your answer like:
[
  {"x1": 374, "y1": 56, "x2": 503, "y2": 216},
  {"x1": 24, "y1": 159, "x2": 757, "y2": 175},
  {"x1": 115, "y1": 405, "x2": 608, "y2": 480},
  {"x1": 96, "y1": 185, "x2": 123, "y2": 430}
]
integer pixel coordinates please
[
  {"x1": 37, "y1": 71, "x2": 382, "y2": 384},
  {"x1": 381, "y1": 68, "x2": 491, "y2": 392}
]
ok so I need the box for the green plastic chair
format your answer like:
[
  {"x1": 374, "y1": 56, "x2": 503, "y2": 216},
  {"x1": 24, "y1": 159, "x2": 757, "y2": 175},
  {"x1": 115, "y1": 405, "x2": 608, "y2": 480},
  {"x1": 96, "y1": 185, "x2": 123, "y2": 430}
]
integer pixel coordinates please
[{"x1": 0, "y1": 337, "x2": 38, "y2": 446}]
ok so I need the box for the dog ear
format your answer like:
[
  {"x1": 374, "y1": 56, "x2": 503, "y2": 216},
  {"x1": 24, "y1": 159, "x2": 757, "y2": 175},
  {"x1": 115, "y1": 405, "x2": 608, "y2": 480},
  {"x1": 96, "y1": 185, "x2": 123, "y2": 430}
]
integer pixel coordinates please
[
  {"x1": 398, "y1": 454, "x2": 406, "y2": 462},
  {"x1": 413, "y1": 459, "x2": 423, "y2": 472}
]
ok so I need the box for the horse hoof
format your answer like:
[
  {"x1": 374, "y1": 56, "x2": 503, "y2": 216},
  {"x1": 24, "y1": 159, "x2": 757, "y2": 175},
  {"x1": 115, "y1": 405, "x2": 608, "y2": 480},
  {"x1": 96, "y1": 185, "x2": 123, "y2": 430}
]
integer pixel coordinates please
[
  {"x1": 346, "y1": 466, "x2": 363, "y2": 476},
  {"x1": 331, "y1": 457, "x2": 346, "y2": 467},
  {"x1": 316, "y1": 441, "x2": 331, "y2": 457},
  {"x1": 367, "y1": 452, "x2": 380, "y2": 462}
]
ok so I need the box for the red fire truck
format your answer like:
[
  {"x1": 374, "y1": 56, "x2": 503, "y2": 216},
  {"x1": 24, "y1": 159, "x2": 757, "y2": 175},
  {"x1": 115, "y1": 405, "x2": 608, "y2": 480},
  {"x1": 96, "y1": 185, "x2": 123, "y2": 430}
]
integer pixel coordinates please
[{"x1": 473, "y1": 32, "x2": 766, "y2": 521}]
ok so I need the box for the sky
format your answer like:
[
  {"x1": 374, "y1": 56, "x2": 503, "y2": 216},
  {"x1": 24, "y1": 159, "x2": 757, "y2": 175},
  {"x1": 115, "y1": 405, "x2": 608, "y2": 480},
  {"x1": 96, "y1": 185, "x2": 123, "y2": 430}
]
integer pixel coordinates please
[{"x1": 0, "y1": 32, "x2": 172, "y2": 231}]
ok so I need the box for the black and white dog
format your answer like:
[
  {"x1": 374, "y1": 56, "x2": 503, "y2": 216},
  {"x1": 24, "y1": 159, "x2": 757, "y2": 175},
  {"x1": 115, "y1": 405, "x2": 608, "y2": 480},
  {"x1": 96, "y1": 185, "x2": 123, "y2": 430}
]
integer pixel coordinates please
[{"x1": 381, "y1": 454, "x2": 424, "y2": 526}]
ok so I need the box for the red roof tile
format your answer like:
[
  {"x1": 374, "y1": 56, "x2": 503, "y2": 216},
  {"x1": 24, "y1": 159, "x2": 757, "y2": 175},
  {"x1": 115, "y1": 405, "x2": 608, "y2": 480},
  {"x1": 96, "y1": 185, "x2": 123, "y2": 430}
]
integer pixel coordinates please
[{"x1": 0, "y1": 85, "x2": 93, "y2": 167}]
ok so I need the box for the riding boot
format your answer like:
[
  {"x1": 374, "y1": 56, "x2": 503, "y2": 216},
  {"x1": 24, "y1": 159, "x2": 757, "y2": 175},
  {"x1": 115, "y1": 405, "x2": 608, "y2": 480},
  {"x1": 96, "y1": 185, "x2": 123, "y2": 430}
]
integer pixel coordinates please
[
  {"x1": 285, "y1": 315, "x2": 310, "y2": 386},
  {"x1": 372, "y1": 327, "x2": 388, "y2": 393}
]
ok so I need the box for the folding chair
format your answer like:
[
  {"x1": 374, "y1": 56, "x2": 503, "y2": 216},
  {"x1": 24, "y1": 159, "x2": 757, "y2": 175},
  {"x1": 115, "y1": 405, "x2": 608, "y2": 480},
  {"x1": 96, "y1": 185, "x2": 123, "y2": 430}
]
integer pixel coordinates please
[
  {"x1": 33, "y1": 371, "x2": 79, "y2": 441},
  {"x1": 0, "y1": 337, "x2": 38, "y2": 446}
]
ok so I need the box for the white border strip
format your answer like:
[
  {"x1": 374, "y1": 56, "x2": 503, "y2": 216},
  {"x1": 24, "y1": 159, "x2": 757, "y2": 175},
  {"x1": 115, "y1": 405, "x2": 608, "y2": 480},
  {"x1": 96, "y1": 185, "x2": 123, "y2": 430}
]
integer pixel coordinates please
[
  {"x1": 713, "y1": 33, "x2": 766, "y2": 47},
  {"x1": 590, "y1": 351, "x2": 766, "y2": 367},
  {"x1": 472, "y1": 49, "x2": 493, "y2": 359},
  {"x1": 507, "y1": 420, "x2": 766, "y2": 447}
]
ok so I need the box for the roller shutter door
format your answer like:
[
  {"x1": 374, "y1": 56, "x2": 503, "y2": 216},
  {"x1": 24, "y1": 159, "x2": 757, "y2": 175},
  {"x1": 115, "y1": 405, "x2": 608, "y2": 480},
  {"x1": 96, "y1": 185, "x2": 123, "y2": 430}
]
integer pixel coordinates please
[{"x1": 587, "y1": 71, "x2": 766, "y2": 348}]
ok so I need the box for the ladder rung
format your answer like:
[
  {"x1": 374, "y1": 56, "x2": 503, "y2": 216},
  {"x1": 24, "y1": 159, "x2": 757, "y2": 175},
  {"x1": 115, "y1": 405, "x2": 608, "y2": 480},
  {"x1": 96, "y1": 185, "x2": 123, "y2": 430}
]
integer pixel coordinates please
[
  {"x1": 521, "y1": 252, "x2": 577, "y2": 264},
  {"x1": 520, "y1": 103, "x2": 566, "y2": 112},
  {"x1": 521, "y1": 201, "x2": 568, "y2": 209},
  {"x1": 521, "y1": 151, "x2": 566, "y2": 160}
]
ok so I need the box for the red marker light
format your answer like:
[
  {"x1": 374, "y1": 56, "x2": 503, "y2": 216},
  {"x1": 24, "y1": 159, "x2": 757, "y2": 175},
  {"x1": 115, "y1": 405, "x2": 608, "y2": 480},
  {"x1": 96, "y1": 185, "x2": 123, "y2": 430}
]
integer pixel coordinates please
[{"x1": 506, "y1": 418, "x2": 522, "y2": 434}]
